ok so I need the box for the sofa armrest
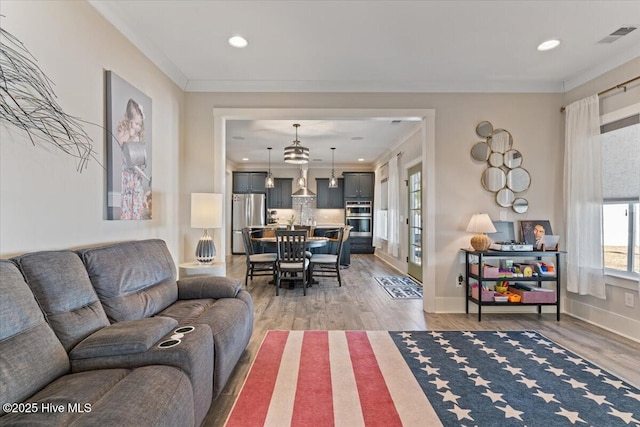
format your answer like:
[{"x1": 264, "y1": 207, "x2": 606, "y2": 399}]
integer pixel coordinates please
[
  {"x1": 177, "y1": 276, "x2": 242, "y2": 300},
  {"x1": 70, "y1": 317, "x2": 178, "y2": 359}
]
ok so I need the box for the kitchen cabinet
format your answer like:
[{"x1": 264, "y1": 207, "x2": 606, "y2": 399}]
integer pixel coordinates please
[
  {"x1": 343, "y1": 172, "x2": 374, "y2": 199},
  {"x1": 462, "y1": 249, "x2": 564, "y2": 321},
  {"x1": 267, "y1": 178, "x2": 293, "y2": 209},
  {"x1": 350, "y1": 236, "x2": 374, "y2": 254},
  {"x1": 233, "y1": 172, "x2": 267, "y2": 193},
  {"x1": 315, "y1": 178, "x2": 344, "y2": 209}
]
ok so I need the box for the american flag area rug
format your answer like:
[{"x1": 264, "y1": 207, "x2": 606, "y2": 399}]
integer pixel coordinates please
[{"x1": 224, "y1": 330, "x2": 640, "y2": 427}]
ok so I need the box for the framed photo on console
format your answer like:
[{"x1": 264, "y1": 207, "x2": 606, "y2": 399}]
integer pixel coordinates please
[{"x1": 520, "y1": 220, "x2": 552, "y2": 246}]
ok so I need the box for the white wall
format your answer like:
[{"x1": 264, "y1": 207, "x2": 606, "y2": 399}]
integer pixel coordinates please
[
  {"x1": 0, "y1": 1, "x2": 185, "y2": 261},
  {"x1": 562, "y1": 57, "x2": 640, "y2": 341}
]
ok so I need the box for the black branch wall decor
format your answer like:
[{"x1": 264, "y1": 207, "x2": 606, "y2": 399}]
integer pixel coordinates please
[{"x1": 0, "y1": 22, "x2": 96, "y2": 171}]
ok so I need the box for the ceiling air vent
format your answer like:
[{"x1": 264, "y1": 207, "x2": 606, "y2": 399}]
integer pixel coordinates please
[{"x1": 598, "y1": 26, "x2": 637, "y2": 43}]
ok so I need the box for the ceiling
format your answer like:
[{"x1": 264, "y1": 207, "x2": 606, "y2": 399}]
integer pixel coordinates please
[{"x1": 90, "y1": 1, "x2": 640, "y2": 166}]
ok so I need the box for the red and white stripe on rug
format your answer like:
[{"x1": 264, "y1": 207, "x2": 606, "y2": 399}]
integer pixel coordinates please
[{"x1": 224, "y1": 330, "x2": 442, "y2": 427}]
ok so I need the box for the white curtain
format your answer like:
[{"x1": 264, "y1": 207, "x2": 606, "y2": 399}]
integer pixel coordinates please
[
  {"x1": 563, "y1": 94, "x2": 606, "y2": 299},
  {"x1": 372, "y1": 168, "x2": 383, "y2": 248},
  {"x1": 387, "y1": 155, "x2": 400, "y2": 257}
]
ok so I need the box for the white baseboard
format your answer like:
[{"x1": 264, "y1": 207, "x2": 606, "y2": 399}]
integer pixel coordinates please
[{"x1": 564, "y1": 298, "x2": 640, "y2": 343}]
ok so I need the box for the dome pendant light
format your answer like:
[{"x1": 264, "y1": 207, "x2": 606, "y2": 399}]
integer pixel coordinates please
[
  {"x1": 284, "y1": 123, "x2": 309, "y2": 164},
  {"x1": 328, "y1": 147, "x2": 338, "y2": 188},
  {"x1": 265, "y1": 147, "x2": 275, "y2": 189}
]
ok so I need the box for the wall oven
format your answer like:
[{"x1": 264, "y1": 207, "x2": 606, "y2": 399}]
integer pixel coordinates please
[{"x1": 345, "y1": 201, "x2": 373, "y2": 237}]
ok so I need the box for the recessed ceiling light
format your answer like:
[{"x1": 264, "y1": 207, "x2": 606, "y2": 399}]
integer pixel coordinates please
[
  {"x1": 351, "y1": 136, "x2": 363, "y2": 141},
  {"x1": 242, "y1": 157, "x2": 249, "y2": 161},
  {"x1": 228, "y1": 36, "x2": 248, "y2": 48},
  {"x1": 537, "y1": 39, "x2": 561, "y2": 51},
  {"x1": 358, "y1": 158, "x2": 365, "y2": 162},
  {"x1": 231, "y1": 136, "x2": 245, "y2": 140}
]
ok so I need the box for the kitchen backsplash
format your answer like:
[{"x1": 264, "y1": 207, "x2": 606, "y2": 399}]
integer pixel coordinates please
[{"x1": 271, "y1": 208, "x2": 344, "y2": 225}]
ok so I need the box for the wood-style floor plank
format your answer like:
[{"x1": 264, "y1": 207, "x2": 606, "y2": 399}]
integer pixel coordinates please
[{"x1": 202, "y1": 254, "x2": 640, "y2": 426}]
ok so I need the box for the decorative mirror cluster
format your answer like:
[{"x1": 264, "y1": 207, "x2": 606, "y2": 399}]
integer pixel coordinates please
[{"x1": 471, "y1": 121, "x2": 530, "y2": 213}]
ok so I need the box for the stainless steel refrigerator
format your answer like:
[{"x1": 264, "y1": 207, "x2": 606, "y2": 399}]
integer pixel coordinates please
[{"x1": 232, "y1": 193, "x2": 266, "y2": 254}]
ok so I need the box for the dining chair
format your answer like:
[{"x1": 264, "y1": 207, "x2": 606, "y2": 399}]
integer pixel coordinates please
[
  {"x1": 241, "y1": 227, "x2": 277, "y2": 287},
  {"x1": 309, "y1": 227, "x2": 347, "y2": 286},
  {"x1": 274, "y1": 230, "x2": 309, "y2": 296}
]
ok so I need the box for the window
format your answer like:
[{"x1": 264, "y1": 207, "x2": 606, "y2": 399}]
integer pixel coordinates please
[{"x1": 600, "y1": 110, "x2": 639, "y2": 275}]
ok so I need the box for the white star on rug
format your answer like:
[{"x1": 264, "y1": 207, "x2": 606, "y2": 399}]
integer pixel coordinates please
[
  {"x1": 494, "y1": 331, "x2": 508, "y2": 338},
  {"x1": 451, "y1": 354, "x2": 468, "y2": 364},
  {"x1": 545, "y1": 366, "x2": 566, "y2": 377},
  {"x1": 399, "y1": 332, "x2": 413, "y2": 338},
  {"x1": 536, "y1": 338, "x2": 553, "y2": 346},
  {"x1": 403, "y1": 338, "x2": 417, "y2": 346},
  {"x1": 506, "y1": 339, "x2": 521, "y2": 347},
  {"x1": 470, "y1": 338, "x2": 485, "y2": 346},
  {"x1": 428, "y1": 331, "x2": 443, "y2": 338},
  {"x1": 516, "y1": 347, "x2": 534, "y2": 355},
  {"x1": 517, "y1": 377, "x2": 540, "y2": 389},
  {"x1": 549, "y1": 347, "x2": 566, "y2": 354},
  {"x1": 533, "y1": 390, "x2": 560, "y2": 403},
  {"x1": 565, "y1": 356, "x2": 585, "y2": 365},
  {"x1": 462, "y1": 331, "x2": 475, "y2": 337},
  {"x1": 482, "y1": 389, "x2": 506, "y2": 403},
  {"x1": 491, "y1": 354, "x2": 508, "y2": 364},
  {"x1": 497, "y1": 404, "x2": 524, "y2": 420},
  {"x1": 480, "y1": 346, "x2": 496, "y2": 355},
  {"x1": 421, "y1": 365, "x2": 440, "y2": 376},
  {"x1": 522, "y1": 331, "x2": 537, "y2": 338},
  {"x1": 624, "y1": 390, "x2": 640, "y2": 402},
  {"x1": 563, "y1": 378, "x2": 588, "y2": 390},
  {"x1": 530, "y1": 355, "x2": 548, "y2": 365},
  {"x1": 583, "y1": 391, "x2": 612, "y2": 406},
  {"x1": 603, "y1": 377, "x2": 630, "y2": 390},
  {"x1": 429, "y1": 378, "x2": 449, "y2": 389},
  {"x1": 556, "y1": 407, "x2": 585, "y2": 424},
  {"x1": 414, "y1": 354, "x2": 432, "y2": 365},
  {"x1": 608, "y1": 408, "x2": 640, "y2": 424},
  {"x1": 438, "y1": 389, "x2": 461, "y2": 404},
  {"x1": 503, "y1": 365, "x2": 524, "y2": 376},
  {"x1": 448, "y1": 404, "x2": 474, "y2": 421},
  {"x1": 408, "y1": 346, "x2": 422, "y2": 354},
  {"x1": 460, "y1": 366, "x2": 478, "y2": 376},
  {"x1": 470, "y1": 376, "x2": 492, "y2": 388},
  {"x1": 436, "y1": 338, "x2": 450, "y2": 346},
  {"x1": 444, "y1": 346, "x2": 459, "y2": 354},
  {"x1": 582, "y1": 366, "x2": 603, "y2": 377}
]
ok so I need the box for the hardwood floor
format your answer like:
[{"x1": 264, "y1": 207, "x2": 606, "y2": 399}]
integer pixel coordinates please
[{"x1": 202, "y1": 253, "x2": 640, "y2": 426}]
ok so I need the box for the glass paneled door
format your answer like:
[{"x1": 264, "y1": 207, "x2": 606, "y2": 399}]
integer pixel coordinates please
[{"x1": 408, "y1": 164, "x2": 422, "y2": 282}]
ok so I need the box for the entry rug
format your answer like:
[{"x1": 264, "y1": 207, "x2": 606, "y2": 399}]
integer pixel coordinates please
[
  {"x1": 225, "y1": 330, "x2": 640, "y2": 427},
  {"x1": 375, "y1": 276, "x2": 423, "y2": 299}
]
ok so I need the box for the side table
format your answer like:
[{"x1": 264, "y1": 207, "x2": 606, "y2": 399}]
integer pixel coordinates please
[{"x1": 179, "y1": 261, "x2": 226, "y2": 278}]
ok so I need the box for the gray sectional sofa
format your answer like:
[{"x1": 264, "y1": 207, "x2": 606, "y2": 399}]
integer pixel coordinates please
[{"x1": 0, "y1": 239, "x2": 253, "y2": 427}]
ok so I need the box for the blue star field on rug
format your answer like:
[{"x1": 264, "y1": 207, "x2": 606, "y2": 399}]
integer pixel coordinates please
[{"x1": 389, "y1": 330, "x2": 640, "y2": 426}]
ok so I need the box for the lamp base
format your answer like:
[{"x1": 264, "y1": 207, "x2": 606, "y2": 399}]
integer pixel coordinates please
[
  {"x1": 195, "y1": 229, "x2": 216, "y2": 264},
  {"x1": 470, "y1": 233, "x2": 491, "y2": 252}
]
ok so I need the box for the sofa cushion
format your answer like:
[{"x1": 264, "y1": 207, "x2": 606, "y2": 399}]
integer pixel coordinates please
[
  {"x1": 0, "y1": 366, "x2": 195, "y2": 426},
  {"x1": 77, "y1": 239, "x2": 178, "y2": 322},
  {"x1": 70, "y1": 317, "x2": 178, "y2": 359},
  {"x1": 0, "y1": 260, "x2": 70, "y2": 407},
  {"x1": 12, "y1": 250, "x2": 110, "y2": 352}
]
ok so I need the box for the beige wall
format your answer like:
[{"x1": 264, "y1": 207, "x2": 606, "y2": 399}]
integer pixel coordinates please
[
  {"x1": 0, "y1": 1, "x2": 185, "y2": 261},
  {"x1": 562, "y1": 57, "x2": 640, "y2": 341},
  {"x1": 183, "y1": 92, "x2": 565, "y2": 312}
]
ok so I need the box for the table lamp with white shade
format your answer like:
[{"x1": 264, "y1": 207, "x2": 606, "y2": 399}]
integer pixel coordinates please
[
  {"x1": 466, "y1": 213, "x2": 496, "y2": 251},
  {"x1": 191, "y1": 193, "x2": 222, "y2": 264}
]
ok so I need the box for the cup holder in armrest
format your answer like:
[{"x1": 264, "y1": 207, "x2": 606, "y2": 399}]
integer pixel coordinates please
[
  {"x1": 174, "y1": 326, "x2": 195, "y2": 334},
  {"x1": 158, "y1": 339, "x2": 181, "y2": 349}
]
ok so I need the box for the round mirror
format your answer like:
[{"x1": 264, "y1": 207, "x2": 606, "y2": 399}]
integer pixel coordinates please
[
  {"x1": 476, "y1": 121, "x2": 493, "y2": 138},
  {"x1": 504, "y1": 149, "x2": 522, "y2": 169},
  {"x1": 512, "y1": 198, "x2": 529, "y2": 214},
  {"x1": 488, "y1": 152, "x2": 504, "y2": 167},
  {"x1": 488, "y1": 129, "x2": 513, "y2": 154},
  {"x1": 496, "y1": 188, "x2": 515, "y2": 207},
  {"x1": 506, "y1": 167, "x2": 531, "y2": 192},
  {"x1": 481, "y1": 167, "x2": 506, "y2": 192},
  {"x1": 471, "y1": 141, "x2": 490, "y2": 162}
]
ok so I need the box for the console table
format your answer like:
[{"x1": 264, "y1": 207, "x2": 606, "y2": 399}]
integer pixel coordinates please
[{"x1": 462, "y1": 249, "x2": 564, "y2": 321}]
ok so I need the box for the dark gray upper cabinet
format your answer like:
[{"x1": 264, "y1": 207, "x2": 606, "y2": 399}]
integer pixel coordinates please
[
  {"x1": 315, "y1": 178, "x2": 344, "y2": 209},
  {"x1": 343, "y1": 172, "x2": 374, "y2": 199},
  {"x1": 267, "y1": 178, "x2": 293, "y2": 209},
  {"x1": 233, "y1": 172, "x2": 267, "y2": 193}
]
